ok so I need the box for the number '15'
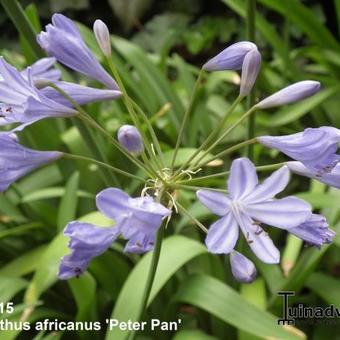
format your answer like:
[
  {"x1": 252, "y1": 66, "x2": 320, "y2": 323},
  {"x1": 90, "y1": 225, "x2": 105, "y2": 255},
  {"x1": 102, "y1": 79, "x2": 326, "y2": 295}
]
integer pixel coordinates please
[{"x1": 0, "y1": 302, "x2": 14, "y2": 314}]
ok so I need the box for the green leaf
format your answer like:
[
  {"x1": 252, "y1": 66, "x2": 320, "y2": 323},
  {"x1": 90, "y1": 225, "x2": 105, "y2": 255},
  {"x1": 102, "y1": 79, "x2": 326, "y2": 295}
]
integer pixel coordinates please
[
  {"x1": 69, "y1": 272, "x2": 97, "y2": 323},
  {"x1": 163, "y1": 148, "x2": 214, "y2": 168},
  {"x1": 0, "y1": 276, "x2": 27, "y2": 303},
  {"x1": 105, "y1": 236, "x2": 207, "y2": 340},
  {"x1": 57, "y1": 172, "x2": 80, "y2": 231},
  {"x1": 173, "y1": 330, "x2": 218, "y2": 340},
  {"x1": 0, "y1": 246, "x2": 47, "y2": 277},
  {"x1": 305, "y1": 272, "x2": 340, "y2": 306},
  {"x1": 174, "y1": 274, "x2": 305, "y2": 339},
  {"x1": 24, "y1": 233, "x2": 68, "y2": 306}
]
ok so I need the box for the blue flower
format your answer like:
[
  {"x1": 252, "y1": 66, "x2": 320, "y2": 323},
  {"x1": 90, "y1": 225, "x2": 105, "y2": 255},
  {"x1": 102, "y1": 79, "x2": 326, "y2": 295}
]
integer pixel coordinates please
[
  {"x1": 40, "y1": 81, "x2": 121, "y2": 106},
  {"x1": 230, "y1": 251, "x2": 257, "y2": 283},
  {"x1": 59, "y1": 188, "x2": 170, "y2": 279},
  {"x1": 287, "y1": 161, "x2": 340, "y2": 189},
  {"x1": 0, "y1": 57, "x2": 76, "y2": 129},
  {"x1": 203, "y1": 41, "x2": 257, "y2": 71},
  {"x1": 20, "y1": 57, "x2": 61, "y2": 86},
  {"x1": 197, "y1": 158, "x2": 312, "y2": 264},
  {"x1": 256, "y1": 81, "x2": 320, "y2": 109},
  {"x1": 288, "y1": 214, "x2": 335, "y2": 248},
  {"x1": 0, "y1": 132, "x2": 61, "y2": 191},
  {"x1": 258, "y1": 127, "x2": 340, "y2": 175},
  {"x1": 37, "y1": 14, "x2": 118, "y2": 90},
  {"x1": 117, "y1": 125, "x2": 144, "y2": 155}
]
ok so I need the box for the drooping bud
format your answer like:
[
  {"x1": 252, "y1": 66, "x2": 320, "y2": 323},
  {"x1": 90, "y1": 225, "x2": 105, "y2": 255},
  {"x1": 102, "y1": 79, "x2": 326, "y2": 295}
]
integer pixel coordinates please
[
  {"x1": 239, "y1": 49, "x2": 261, "y2": 96},
  {"x1": 117, "y1": 125, "x2": 143, "y2": 155},
  {"x1": 93, "y1": 19, "x2": 111, "y2": 57},
  {"x1": 230, "y1": 251, "x2": 257, "y2": 283},
  {"x1": 203, "y1": 41, "x2": 257, "y2": 71},
  {"x1": 256, "y1": 81, "x2": 321, "y2": 109}
]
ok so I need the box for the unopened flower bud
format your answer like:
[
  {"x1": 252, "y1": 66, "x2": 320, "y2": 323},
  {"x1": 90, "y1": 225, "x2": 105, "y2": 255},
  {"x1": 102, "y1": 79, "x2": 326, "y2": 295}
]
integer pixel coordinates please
[
  {"x1": 240, "y1": 49, "x2": 261, "y2": 96},
  {"x1": 203, "y1": 41, "x2": 257, "y2": 71},
  {"x1": 230, "y1": 251, "x2": 257, "y2": 283},
  {"x1": 117, "y1": 125, "x2": 143, "y2": 155},
  {"x1": 256, "y1": 81, "x2": 321, "y2": 109},
  {"x1": 93, "y1": 19, "x2": 111, "y2": 57}
]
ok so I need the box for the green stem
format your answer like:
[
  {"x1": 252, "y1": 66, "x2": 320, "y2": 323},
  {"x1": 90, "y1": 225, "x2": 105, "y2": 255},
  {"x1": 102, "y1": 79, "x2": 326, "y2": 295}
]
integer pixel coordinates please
[
  {"x1": 106, "y1": 57, "x2": 163, "y2": 173},
  {"x1": 130, "y1": 192, "x2": 166, "y2": 340},
  {"x1": 246, "y1": 0, "x2": 257, "y2": 159},
  {"x1": 193, "y1": 138, "x2": 258, "y2": 171},
  {"x1": 0, "y1": 0, "x2": 45, "y2": 59},
  {"x1": 171, "y1": 69, "x2": 204, "y2": 170},
  {"x1": 172, "y1": 95, "x2": 243, "y2": 177},
  {"x1": 178, "y1": 162, "x2": 287, "y2": 184},
  {"x1": 62, "y1": 153, "x2": 145, "y2": 182},
  {"x1": 171, "y1": 183, "x2": 228, "y2": 193},
  {"x1": 176, "y1": 202, "x2": 208, "y2": 233},
  {"x1": 193, "y1": 105, "x2": 258, "y2": 166}
]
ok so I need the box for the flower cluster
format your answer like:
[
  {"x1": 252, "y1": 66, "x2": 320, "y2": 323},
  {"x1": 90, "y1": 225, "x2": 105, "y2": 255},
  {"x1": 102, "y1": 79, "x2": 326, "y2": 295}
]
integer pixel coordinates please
[{"x1": 0, "y1": 13, "x2": 337, "y2": 284}]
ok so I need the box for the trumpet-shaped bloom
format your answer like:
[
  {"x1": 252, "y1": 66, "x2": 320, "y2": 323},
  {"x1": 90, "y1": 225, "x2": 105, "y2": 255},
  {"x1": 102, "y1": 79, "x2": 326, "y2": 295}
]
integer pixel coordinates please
[
  {"x1": 203, "y1": 41, "x2": 257, "y2": 71},
  {"x1": 256, "y1": 81, "x2": 320, "y2": 109},
  {"x1": 40, "y1": 81, "x2": 121, "y2": 106},
  {"x1": 59, "y1": 188, "x2": 170, "y2": 279},
  {"x1": 37, "y1": 14, "x2": 118, "y2": 90},
  {"x1": 287, "y1": 161, "x2": 340, "y2": 189},
  {"x1": 230, "y1": 251, "x2": 257, "y2": 283},
  {"x1": 288, "y1": 214, "x2": 335, "y2": 248},
  {"x1": 21, "y1": 57, "x2": 61, "y2": 86},
  {"x1": 0, "y1": 57, "x2": 76, "y2": 128},
  {"x1": 239, "y1": 48, "x2": 261, "y2": 96},
  {"x1": 0, "y1": 133, "x2": 61, "y2": 191},
  {"x1": 258, "y1": 127, "x2": 340, "y2": 175},
  {"x1": 117, "y1": 125, "x2": 144, "y2": 155},
  {"x1": 197, "y1": 158, "x2": 312, "y2": 263}
]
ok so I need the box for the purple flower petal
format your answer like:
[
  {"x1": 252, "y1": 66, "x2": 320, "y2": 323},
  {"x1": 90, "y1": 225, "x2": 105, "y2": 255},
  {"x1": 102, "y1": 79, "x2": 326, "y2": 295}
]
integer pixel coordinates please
[
  {"x1": 124, "y1": 232, "x2": 155, "y2": 254},
  {"x1": 258, "y1": 127, "x2": 340, "y2": 174},
  {"x1": 37, "y1": 14, "x2": 118, "y2": 90},
  {"x1": 0, "y1": 132, "x2": 61, "y2": 192},
  {"x1": 287, "y1": 161, "x2": 340, "y2": 189},
  {"x1": 21, "y1": 57, "x2": 61, "y2": 85},
  {"x1": 256, "y1": 81, "x2": 321, "y2": 109},
  {"x1": 203, "y1": 41, "x2": 257, "y2": 71},
  {"x1": 40, "y1": 81, "x2": 121, "y2": 106},
  {"x1": 205, "y1": 213, "x2": 239, "y2": 254},
  {"x1": 93, "y1": 19, "x2": 111, "y2": 57},
  {"x1": 59, "y1": 221, "x2": 119, "y2": 279},
  {"x1": 239, "y1": 48, "x2": 261, "y2": 96},
  {"x1": 196, "y1": 190, "x2": 230, "y2": 216},
  {"x1": 228, "y1": 158, "x2": 258, "y2": 200},
  {"x1": 244, "y1": 166, "x2": 290, "y2": 203},
  {"x1": 230, "y1": 251, "x2": 257, "y2": 283},
  {"x1": 289, "y1": 214, "x2": 335, "y2": 248},
  {"x1": 237, "y1": 213, "x2": 280, "y2": 264},
  {"x1": 245, "y1": 196, "x2": 312, "y2": 229}
]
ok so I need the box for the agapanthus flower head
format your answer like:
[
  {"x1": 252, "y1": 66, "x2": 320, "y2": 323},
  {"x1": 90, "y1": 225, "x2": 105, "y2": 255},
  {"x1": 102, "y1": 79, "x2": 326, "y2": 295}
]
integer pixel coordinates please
[
  {"x1": 0, "y1": 132, "x2": 61, "y2": 192},
  {"x1": 0, "y1": 57, "x2": 77, "y2": 129},
  {"x1": 59, "y1": 187, "x2": 170, "y2": 279},
  {"x1": 287, "y1": 161, "x2": 340, "y2": 189},
  {"x1": 230, "y1": 251, "x2": 257, "y2": 283},
  {"x1": 288, "y1": 214, "x2": 335, "y2": 248},
  {"x1": 20, "y1": 57, "x2": 61, "y2": 87},
  {"x1": 37, "y1": 14, "x2": 118, "y2": 90},
  {"x1": 40, "y1": 81, "x2": 122, "y2": 107},
  {"x1": 258, "y1": 126, "x2": 340, "y2": 175},
  {"x1": 256, "y1": 81, "x2": 321, "y2": 109},
  {"x1": 93, "y1": 19, "x2": 111, "y2": 57},
  {"x1": 197, "y1": 158, "x2": 312, "y2": 263},
  {"x1": 203, "y1": 41, "x2": 257, "y2": 71},
  {"x1": 239, "y1": 48, "x2": 261, "y2": 96},
  {"x1": 117, "y1": 125, "x2": 144, "y2": 155}
]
